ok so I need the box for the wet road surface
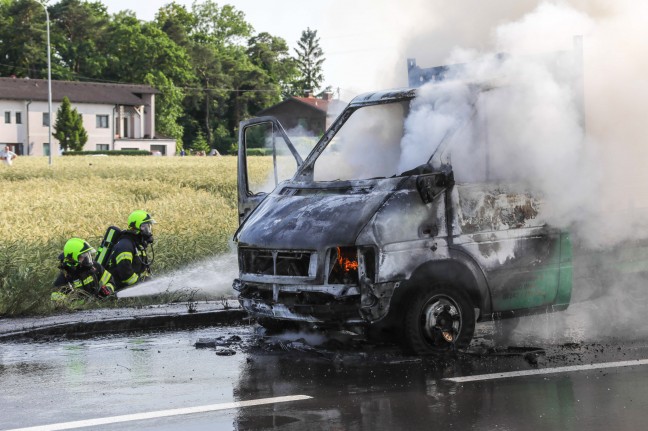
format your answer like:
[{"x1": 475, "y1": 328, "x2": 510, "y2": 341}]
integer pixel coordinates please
[{"x1": 3, "y1": 319, "x2": 648, "y2": 431}]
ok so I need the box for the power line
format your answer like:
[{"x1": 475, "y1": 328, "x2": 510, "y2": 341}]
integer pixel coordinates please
[{"x1": 0, "y1": 62, "x2": 285, "y2": 93}]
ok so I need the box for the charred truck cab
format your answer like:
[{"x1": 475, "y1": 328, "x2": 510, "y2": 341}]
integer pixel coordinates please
[{"x1": 233, "y1": 85, "x2": 573, "y2": 354}]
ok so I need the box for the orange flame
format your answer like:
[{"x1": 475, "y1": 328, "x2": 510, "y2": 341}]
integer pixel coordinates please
[{"x1": 336, "y1": 247, "x2": 358, "y2": 272}]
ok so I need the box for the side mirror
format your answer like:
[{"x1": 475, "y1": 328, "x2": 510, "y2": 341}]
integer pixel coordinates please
[{"x1": 416, "y1": 171, "x2": 454, "y2": 204}]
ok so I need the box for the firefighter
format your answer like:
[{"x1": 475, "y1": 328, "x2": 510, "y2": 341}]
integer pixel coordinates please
[
  {"x1": 108, "y1": 210, "x2": 155, "y2": 289},
  {"x1": 52, "y1": 238, "x2": 116, "y2": 300}
]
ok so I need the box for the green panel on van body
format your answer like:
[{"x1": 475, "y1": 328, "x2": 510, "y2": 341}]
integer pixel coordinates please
[{"x1": 487, "y1": 231, "x2": 565, "y2": 312}]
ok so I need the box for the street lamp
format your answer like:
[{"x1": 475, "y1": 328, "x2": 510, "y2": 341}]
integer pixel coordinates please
[{"x1": 34, "y1": 1, "x2": 54, "y2": 165}]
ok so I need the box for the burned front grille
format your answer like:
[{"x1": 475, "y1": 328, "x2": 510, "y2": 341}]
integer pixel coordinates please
[{"x1": 239, "y1": 248, "x2": 316, "y2": 277}]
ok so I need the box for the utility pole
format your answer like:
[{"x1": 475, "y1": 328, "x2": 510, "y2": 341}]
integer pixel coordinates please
[{"x1": 34, "y1": 1, "x2": 54, "y2": 165}]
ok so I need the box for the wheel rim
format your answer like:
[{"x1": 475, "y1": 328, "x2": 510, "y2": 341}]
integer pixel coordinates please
[{"x1": 420, "y1": 294, "x2": 462, "y2": 346}]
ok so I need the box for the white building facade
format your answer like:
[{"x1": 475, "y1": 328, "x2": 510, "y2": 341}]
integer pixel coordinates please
[{"x1": 0, "y1": 78, "x2": 176, "y2": 156}]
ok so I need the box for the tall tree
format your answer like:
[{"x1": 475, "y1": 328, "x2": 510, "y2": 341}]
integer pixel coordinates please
[
  {"x1": 181, "y1": 1, "x2": 253, "y2": 152},
  {"x1": 53, "y1": 97, "x2": 88, "y2": 151},
  {"x1": 48, "y1": 0, "x2": 110, "y2": 80},
  {"x1": 191, "y1": 1, "x2": 252, "y2": 46},
  {"x1": 0, "y1": 0, "x2": 49, "y2": 78},
  {"x1": 294, "y1": 27, "x2": 325, "y2": 96},
  {"x1": 155, "y1": 2, "x2": 196, "y2": 47},
  {"x1": 144, "y1": 71, "x2": 185, "y2": 152},
  {"x1": 183, "y1": 42, "x2": 229, "y2": 152},
  {"x1": 103, "y1": 12, "x2": 194, "y2": 85},
  {"x1": 247, "y1": 32, "x2": 298, "y2": 99}
]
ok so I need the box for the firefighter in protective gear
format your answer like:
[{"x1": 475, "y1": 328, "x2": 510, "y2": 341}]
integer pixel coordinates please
[
  {"x1": 108, "y1": 210, "x2": 155, "y2": 289},
  {"x1": 52, "y1": 238, "x2": 116, "y2": 300}
]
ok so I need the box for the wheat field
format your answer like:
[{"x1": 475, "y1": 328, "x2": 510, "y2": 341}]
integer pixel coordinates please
[{"x1": 0, "y1": 155, "x2": 272, "y2": 315}]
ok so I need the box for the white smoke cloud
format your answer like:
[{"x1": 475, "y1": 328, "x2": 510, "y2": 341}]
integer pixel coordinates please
[
  {"x1": 398, "y1": 81, "x2": 475, "y2": 174},
  {"x1": 397, "y1": 1, "x2": 648, "y2": 247},
  {"x1": 359, "y1": 0, "x2": 648, "y2": 342},
  {"x1": 390, "y1": 1, "x2": 648, "y2": 340}
]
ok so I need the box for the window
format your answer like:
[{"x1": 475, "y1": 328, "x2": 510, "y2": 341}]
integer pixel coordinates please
[
  {"x1": 4, "y1": 112, "x2": 10, "y2": 123},
  {"x1": 15, "y1": 112, "x2": 22, "y2": 124},
  {"x1": 122, "y1": 118, "x2": 129, "y2": 137},
  {"x1": 43, "y1": 143, "x2": 50, "y2": 156},
  {"x1": 42, "y1": 113, "x2": 50, "y2": 127},
  {"x1": 96, "y1": 115, "x2": 109, "y2": 128},
  {"x1": 150, "y1": 144, "x2": 166, "y2": 156},
  {"x1": 96, "y1": 144, "x2": 109, "y2": 151}
]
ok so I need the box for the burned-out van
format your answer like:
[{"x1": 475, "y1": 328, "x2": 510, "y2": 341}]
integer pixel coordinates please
[{"x1": 233, "y1": 84, "x2": 572, "y2": 354}]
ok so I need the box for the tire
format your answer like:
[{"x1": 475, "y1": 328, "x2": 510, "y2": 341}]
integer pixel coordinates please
[{"x1": 402, "y1": 285, "x2": 475, "y2": 354}]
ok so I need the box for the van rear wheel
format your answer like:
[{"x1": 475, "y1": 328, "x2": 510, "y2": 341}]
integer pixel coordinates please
[{"x1": 403, "y1": 286, "x2": 475, "y2": 354}]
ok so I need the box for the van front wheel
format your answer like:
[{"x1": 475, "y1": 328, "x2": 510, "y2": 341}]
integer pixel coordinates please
[{"x1": 403, "y1": 286, "x2": 475, "y2": 354}]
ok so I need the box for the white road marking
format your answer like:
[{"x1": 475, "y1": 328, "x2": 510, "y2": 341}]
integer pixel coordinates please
[
  {"x1": 5, "y1": 395, "x2": 313, "y2": 431},
  {"x1": 445, "y1": 358, "x2": 648, "y2": 383}
]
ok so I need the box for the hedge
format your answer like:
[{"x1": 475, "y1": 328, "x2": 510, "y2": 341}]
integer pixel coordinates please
[{"x1": 63, "y1": 150, "x2": 152, "y2": 156}]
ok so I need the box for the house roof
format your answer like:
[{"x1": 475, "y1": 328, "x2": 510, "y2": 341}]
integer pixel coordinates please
[
  {"x1": 292, "y1": 96, "x2": 330, "y2": 112},
  {"x1": 257, "y1": 96, "x2": 347, "y2": 117},
  {"x1": 0, "y1": 78, "x2": 159, "y2": 106}
]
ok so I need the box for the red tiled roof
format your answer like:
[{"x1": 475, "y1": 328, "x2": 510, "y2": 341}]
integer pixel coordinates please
[
  {"x1": 0, "y1": 77, "x2": 158, "y2": 106},
  {"x1": 293, "y1": 96, "x2": 330, "y2": 112}
]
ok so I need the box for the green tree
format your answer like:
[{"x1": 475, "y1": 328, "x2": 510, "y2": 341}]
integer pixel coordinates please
[
  {"x1": 48, "y1": 0, "x2": 110, "y2": 80},
  {"x1": 0, "y1": 0, "x2": 49, "y2": 78},
  {"x1": 190, "y1": 129, "x2": 210, "y2": 154},
  {"x1": 53, "y1": 97, "x2": 88, "y2": 151},
  {"x1": 180, "y1": 1, "x2": 253, "y2": 152},
  {"x1": 103, "y1": 11, "x2": 195, "y2": 155},
  {"x1": 294, "y1": 27, "x2": 325, "y2": 95},
  {"x1": 155, "y1": 2, "x2": 196, "y2": 47},
  {"x1": 144, "y1": 71, "x2": 185, "y2": 152},
  {"x1": 191, "y1": 1, "x2": 252, "y2": 46},
  {"x1": 247, "y1": 32, "x2": 298, "y2": 100},
  {"x1": 103, "y1": 12, "x2": 194, "y2": 85}
]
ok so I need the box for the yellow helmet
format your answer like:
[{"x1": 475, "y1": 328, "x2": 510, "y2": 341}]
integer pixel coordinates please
[{"x1": 63, "y1": 238, "x2": 95, "y2": 267}]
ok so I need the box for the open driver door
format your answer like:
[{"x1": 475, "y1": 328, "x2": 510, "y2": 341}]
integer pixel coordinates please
[{"x1": 237, "y1": 116, "x2": 303, "y2": 224}]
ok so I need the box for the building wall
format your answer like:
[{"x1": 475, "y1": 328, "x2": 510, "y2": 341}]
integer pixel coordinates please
[
  {"x1": 0, "y1": 100, "x2": 26, "y2": 153},
  {"x1": 115, "y1": 138, "x2": 176, "y2": 156},
  {"x1": 0, "y1": 99, "x2": 165, "y2": 156},
  {"x1": 26, "y1": 101, "x2": 117, "y2": 156}
]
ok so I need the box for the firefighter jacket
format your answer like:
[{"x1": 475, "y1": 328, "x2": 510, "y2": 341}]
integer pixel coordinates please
[
  {"x1": 108, "y1": 231, "x2": 151, "y2": 289},
  {"x1": 54, "y1": 261, "x2": 116, "y2": 298}
]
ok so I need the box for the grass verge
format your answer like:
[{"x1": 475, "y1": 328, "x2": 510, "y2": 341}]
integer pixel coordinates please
[{"x1": 0, "y1": 155, "x2": 271, "y2": 316}]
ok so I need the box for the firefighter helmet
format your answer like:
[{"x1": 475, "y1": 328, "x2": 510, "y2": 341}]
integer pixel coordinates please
[
  {"x1": 127, "y1": 210, "x2": 155, "y2": 230},
  {"x1": 127, "y1": 210, "x2": 156, "y2": 243},
  {"x1": 62, "y1": 238, "x2": 95, "y2": 268}
]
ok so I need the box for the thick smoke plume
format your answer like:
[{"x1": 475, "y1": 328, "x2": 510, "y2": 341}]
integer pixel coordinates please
[
  {"x1": 399, "y1": 1, "x2": 648, "y2": 246},
  {"x1": 392, "y1": 0, "x2": 648, "y2": 342}
]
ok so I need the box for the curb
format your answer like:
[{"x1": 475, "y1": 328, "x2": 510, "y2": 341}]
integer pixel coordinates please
[{"x1": 0, "y1": 308, "x2": 251, "y2": 342}]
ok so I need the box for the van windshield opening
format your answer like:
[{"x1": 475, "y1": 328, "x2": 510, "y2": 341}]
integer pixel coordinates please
[{"x1": 313, "y1": 102, "x2": 410, "y2": 181}]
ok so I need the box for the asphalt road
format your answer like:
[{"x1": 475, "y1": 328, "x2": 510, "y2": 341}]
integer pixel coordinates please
[{"x1": 3, "y1": 319, "x2": 648, "y2": 431}]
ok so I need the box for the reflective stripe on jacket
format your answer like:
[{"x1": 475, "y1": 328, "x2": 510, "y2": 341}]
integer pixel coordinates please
[
  {"x1": 53, "y1": 262, "x2": 116, "y2": 297},
  {"x1": 107, "y1": 232, "x2": 149, "y2": 289}
]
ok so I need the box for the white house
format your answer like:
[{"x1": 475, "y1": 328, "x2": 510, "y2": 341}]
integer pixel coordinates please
[{"x1": 0, "y1": 77, "x2": 176, "y2": 156}]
